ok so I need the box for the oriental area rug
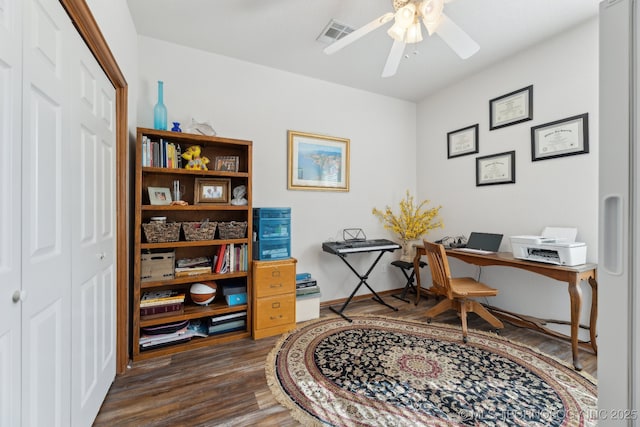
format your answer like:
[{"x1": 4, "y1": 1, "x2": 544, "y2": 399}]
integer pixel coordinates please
[{"x1": 266, "y1": 316, "x2": 597, "y2": 427}]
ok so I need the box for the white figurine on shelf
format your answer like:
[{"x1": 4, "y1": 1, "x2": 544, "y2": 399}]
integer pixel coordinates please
[{"x1": 231, "y1": 185, "x2": 248, "y2": 206}]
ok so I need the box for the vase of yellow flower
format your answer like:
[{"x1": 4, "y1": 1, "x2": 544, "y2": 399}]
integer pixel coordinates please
[{"x1": 372, "y1": 190, "x2": 443, "y2": 262}]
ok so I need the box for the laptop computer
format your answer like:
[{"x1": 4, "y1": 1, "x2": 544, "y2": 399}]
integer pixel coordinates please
[{"x1": 455, "y1": 232, "x2": 503, "y2": 254}]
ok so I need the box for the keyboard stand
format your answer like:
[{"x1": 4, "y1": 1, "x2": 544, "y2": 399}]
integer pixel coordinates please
[{"x1": 329, "y1": 251, "x2": 398, "y2": 322}]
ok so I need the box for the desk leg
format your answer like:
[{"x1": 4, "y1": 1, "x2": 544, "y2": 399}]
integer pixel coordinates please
[
  {"x1": 568, "y1": 275, "x2": 583, "y2": 371},
  {"x1": 413, "y1": 251, "x2": 423, "y2": 306},
  {"x1": 588, "y1": 275, "x2": 598, "y2": 354}
]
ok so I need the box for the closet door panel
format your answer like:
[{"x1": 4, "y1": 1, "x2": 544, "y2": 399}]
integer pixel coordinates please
[
  {"x1": 0, "y1": 0, "x2": 22, "y2": 425},
  {"x1": 70, "y1": 29, "x2": 116, "y2": 426},
  {"x1": 21, "y1": 0, "x2": 72, "y2": 425}
]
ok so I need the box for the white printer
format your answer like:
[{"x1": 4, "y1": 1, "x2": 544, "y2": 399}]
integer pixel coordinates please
[{"x1": 510, "y1": 227, "x2": 587, "y2": 266}]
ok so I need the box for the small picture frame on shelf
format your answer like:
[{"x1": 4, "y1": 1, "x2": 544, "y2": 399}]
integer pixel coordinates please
[
  {"x1": 147, "y1": 187, "x2": 172, "y2": 205},
  {"x1": 194, "y1": 178, "x2": 231, "y2": 204},
  {"x1": 214, "y1": 156, "x2": 239, "y2": 172}
]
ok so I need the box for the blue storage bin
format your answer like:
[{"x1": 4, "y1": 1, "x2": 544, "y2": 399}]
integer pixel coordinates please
[
  {"x1": 253, "y1": 238, "x2": 291, "y2": 260},
  {"x1": 253, "y1": 207, "x2": 291, "y2": 219},
  {"x1": 254, "y1": 218, "x2": 291, "y2": 240}
]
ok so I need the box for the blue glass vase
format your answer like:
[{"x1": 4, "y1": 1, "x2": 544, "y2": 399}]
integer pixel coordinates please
[{"x1": 153, "y1": 81, "x2": 167, "y2": 130}]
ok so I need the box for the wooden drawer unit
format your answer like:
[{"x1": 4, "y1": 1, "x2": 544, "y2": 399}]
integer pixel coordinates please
[
  {"x1": 253, "y1": 258, "x2": 296, "y2": 339},
  {"x1": 255, "y1": 294, "x2": 296, "y2": 330}
]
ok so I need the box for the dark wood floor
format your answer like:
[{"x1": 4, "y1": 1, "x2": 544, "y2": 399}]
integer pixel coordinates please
[{"x1": 94, "y1": 291, "x2": 597, "y2": 426}]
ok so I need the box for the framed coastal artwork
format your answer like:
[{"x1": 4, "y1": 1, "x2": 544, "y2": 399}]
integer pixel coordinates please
[{"x1": 287, "y1": 130, "x2": 350, "y2": 191}]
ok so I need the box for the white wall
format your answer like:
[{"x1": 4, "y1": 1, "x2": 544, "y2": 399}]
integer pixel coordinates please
[
  {"x1": 86, "y1": 0, "x2": 139, "y2": 136},
  {"x1": 417, "y1": 18, "x2": 599, "y2": 331},
  {"x1": 137, "y1": 36, "x2": 418, "y2": 302}
]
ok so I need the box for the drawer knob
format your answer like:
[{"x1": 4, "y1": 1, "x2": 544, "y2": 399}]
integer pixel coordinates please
[
  {"x1": 271, "y1": 270, "x2": 281, "y2": 278},
  {"x1": 269, "y1": 283, "x2": 283, "y2": 288},
  {"x1": 271, "y1": 302, "x2": 281, "y2": 309}
]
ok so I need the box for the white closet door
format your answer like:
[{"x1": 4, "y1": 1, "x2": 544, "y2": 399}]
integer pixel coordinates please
[
  {"x1": 69, "y1": 24, "x2": 116, "y2": 426},
  {"x1": 21, "y1": 0, "x2": 73, "y2": 425},
  {"x1": 0, "y1": 0, "x2": 23, "y2": 426}
]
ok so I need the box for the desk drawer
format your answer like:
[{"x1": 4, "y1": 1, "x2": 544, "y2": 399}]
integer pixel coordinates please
[
  {"x1": 255, "y1": 294, "x2": 295, "y2": 329},
  {"x1": 253, "y1": 259, "x2": 296, "y2": 298}
]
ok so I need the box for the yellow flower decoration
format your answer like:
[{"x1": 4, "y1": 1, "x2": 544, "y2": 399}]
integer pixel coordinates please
[{"x1": 372, "y1": 190, "x2": 443, "y2": 241}]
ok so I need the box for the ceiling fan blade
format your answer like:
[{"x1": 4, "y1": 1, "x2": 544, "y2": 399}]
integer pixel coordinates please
[
  {"x1": 323, "y1": 12, "x2": 395, "y2": 55},
  {"x1": 435, "y1": 13, "x2": 479, "y2": 59},
  {"x1": 382, "y1": 39, "x2": 406, "y2": 78}
]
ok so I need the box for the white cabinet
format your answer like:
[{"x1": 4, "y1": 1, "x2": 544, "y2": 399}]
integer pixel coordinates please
[{"x1": 0, "y1": 0, "x2": 116, "y2": 425}]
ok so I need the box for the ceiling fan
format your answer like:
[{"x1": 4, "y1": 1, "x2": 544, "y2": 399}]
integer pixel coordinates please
[{"x1": 323, "y1": 0, "x2": 479, "y2": 78}]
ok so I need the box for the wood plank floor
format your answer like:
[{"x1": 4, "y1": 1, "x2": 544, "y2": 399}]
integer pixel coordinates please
[{"x1": 94, "y1": 291, "x2": 597, "y2": 426}]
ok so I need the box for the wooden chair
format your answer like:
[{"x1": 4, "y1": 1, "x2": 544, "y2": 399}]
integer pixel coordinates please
[{"x1": 422, "y1": 240, "x2": 504, "y2": 342}]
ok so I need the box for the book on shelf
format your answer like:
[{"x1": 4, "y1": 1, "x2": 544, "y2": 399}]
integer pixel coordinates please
[
  {"x1": 210, "y1": 311, "x2": 247, "y2": 325},
  {"x1": 176, "y1": 256, "x2": 212, "y2": 268},
  {"x1": 296, "y1": 285, "x2": 320, "y2": 297},
  {"x1": 140, "y1": 290, "x2": 186, "y2": 307},
  {"x1": 174, "y1": 266, "x2": 212, "y2": 277},
  {"x1": 139, "y1": 324, "x2": 191, "y2": 348},
  {"x1": 208, "y1": 318, "x2": 246, "y2": 335},
  {"x1": 140, "y1": 301, "x2": 183, "y2": 316},
  {"x1": 214, "y1": 244, "x2": 227, "y2": 273}
]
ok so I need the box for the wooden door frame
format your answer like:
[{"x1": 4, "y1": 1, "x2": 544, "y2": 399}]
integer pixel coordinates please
[{"x1": 60, "y1": 0, "x2": 129, "y2": 374}]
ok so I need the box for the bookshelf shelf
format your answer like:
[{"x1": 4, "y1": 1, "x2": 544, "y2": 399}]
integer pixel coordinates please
[{"x1": 133, "y1": 127, "x2": 253, "y2": 361}]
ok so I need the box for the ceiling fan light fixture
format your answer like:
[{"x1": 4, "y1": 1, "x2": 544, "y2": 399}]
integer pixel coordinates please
[
  {"x1": 419, "y1": 0, "x2": 444, "y2": 35},
  {"x1": 387, "y1": 21, "x2": 407, "y2": 41},
  {"x1": 396, "y1": 3, "x2": 417, "y2": 28},
  {"x1": 405, "y1": 21, "x2": 423, "y2": 43}
]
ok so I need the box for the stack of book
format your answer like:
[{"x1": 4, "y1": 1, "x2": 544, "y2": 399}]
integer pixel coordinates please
[
  {"x1": 213, "y1": 243, "x2": 249, "y2": 274},
  {"x1": 174, "y1": 256, "x2": 212, "y2": 278},
  {"x1": 208, "y1": 311, "x2": 247, "y2": 335},
  {"x1": 139, "y1": 319, "x2": 190, "y2": 350},
  {"x1": 140, "y1": 289, "x2": 186, "y2": 316},
  {"x1": 296, "y1": 272, "x2": 320, "y2": 297}
]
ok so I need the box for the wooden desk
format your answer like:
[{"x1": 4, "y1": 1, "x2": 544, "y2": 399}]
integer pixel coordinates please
[{"x1": 413, "y1": 246, "x2": 598, "y2": 370}]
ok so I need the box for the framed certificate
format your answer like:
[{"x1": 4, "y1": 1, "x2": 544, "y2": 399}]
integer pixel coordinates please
[
  {"x1": 489, "y1": 85, "x2": 533, "y2": 130},
  {"x1": 447, "y1": 124, "x2": 479, "y2": 159},
  {"x1": 476, "y1": 151, "x2": 516, "y2": 186},
  {"x1": 531, "y1": 113, "x2": 589, "y2": 161}
]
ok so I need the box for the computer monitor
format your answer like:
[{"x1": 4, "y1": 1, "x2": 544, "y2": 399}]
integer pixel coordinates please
[{"x1": 466, "y1": 232, "x2": 503, "y2": 252}]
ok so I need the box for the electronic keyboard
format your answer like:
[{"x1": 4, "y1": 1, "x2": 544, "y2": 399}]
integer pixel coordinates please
[{"x1": 322, "y1": 239, "x2": 401, "y2": 255}]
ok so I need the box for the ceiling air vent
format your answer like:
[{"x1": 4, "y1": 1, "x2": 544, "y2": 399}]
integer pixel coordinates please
[{"x1": 317, "y1": 19, "x2": 354, "y2": 44}]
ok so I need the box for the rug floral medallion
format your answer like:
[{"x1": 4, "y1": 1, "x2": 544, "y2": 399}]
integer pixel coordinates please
[{"x1": 266, "y1": 316, "x2": 597, "y2": 427}]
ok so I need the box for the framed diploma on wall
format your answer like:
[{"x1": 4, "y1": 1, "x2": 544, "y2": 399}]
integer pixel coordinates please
[
  {"x1": 447, "y1": 124, "x2": 479, "y2": 159},
  {"x1": 530, "y1": 113, "x2": 589, "y2": 161},
  {"x1": 489, "y1": 85, "x2": 533, "y2": 130},
  {"x1": 476, "y1": 151, "x2": 516, "y2": 186}
]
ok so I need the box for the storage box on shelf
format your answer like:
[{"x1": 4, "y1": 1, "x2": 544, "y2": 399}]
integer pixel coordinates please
[
  {"x1": 253, "y1": 207, "x2": 291, "y2": 260},
  {"x1": 252, "y1": 258, "x2": 297, "y2": 339},
  {"x1": 133, "y1": 127, "x2": 253, "y2": 361}
]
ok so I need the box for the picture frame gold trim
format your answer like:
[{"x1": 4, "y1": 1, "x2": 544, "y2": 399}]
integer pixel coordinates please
[
  {"x1": 287, "y1": 130, "x2": 350, "y2": 191},
  {"x1": 194, "y1": 178, "x2": 231, "y2": 204}
]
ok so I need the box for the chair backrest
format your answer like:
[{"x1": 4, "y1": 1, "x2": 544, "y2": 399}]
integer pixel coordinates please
[{"x1": 422, "y1": 240, "x2": 453, "y2": 299}]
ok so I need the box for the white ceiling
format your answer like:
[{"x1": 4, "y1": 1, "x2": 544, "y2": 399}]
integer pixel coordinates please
[{"x1": 126, "y1": 0, "x2": 600, "y2": 102}]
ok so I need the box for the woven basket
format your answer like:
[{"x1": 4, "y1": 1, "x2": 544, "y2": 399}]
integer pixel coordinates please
[
  {"x1": 142, "y1": 222, "x2": 181, "y2": 243},
  {"x1": 218, "y1": 221, "x2": 247, "y2": 239},
  {"x1": 182, "y1": 221, "x2": 217, "y2": 241}
]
